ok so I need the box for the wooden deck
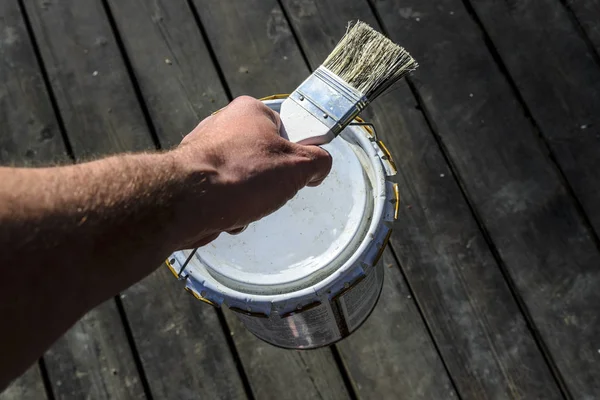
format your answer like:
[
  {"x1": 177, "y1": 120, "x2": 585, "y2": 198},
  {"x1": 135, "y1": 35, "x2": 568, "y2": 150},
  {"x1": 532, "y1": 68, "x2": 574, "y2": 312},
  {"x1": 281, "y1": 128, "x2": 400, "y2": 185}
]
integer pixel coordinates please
[{"x1": 1, "y1": 0, "x2": 600, "y2": 398}]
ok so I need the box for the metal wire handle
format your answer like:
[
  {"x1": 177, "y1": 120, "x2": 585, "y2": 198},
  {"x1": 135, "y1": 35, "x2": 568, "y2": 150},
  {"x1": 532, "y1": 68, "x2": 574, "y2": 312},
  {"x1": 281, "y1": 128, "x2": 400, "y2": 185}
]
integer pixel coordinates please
[{"x1": 349, "y1": 121, "x2": 379, "y2": 141}]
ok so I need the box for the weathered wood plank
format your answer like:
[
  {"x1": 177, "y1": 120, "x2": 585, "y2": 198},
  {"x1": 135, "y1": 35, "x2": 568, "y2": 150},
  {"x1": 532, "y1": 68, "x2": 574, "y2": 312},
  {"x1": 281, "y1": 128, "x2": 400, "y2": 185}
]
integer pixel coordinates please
[
  {"x1": 102, "y1": 2, "x2": 249, "y2": 398},
  {"x1": 467, "y1": 0, "x2": 600, "y2": 266},
  {"x1": 366, "y1": 86, "x2": 561, "y2": 400},
  {"x1": 44, "y1": 300, "x2": 146, "y2": 399},
  {"x1": 0, "y1": 2, "x2": 63, "y2": 398},
  {"x1": 0, "y1": 0, "x2": 67, "y2": 166},
  {"x1": 106, "y1": 0, "x2": 228, "y2": 149},
  {"x1": 567, "y1": 1, "x2": 600, "y2": 55},
  {"x1": 120, "y1": 270, "x2": 248, "y2": 400},
  {"x1": 20, "y1": 0, "x2": 154, "y2": 398},
  {"x1": 280, "y1": 0, "x2": 561, "y2": 398},
  {"x1": 191, "y1": 0, "x2": 307, "y2": 97},
  {"x1": 0, "y1": 364, "x2": 48, "y2": 400},
  {"x1": 23, "y1": 0, "x2": 150, "y2": 159},
  {"x1": 371, "y1": 0, "x2": 600, "y2": 397},
  {"x1": 189, "y1": 0, "x2": 355, "y2": 395},
  {"x1": 338, "y1": 249, "x2": 456, "y2": 399},
  {"x1": 107, "y1": 0, "x2": 348, "y2": 397},
  {"x1": 23, "y1": 0, "x2": 249, "y2": 399},
  {"x1": 224, "y1": 308, "x2": 350, "y2": 400}
]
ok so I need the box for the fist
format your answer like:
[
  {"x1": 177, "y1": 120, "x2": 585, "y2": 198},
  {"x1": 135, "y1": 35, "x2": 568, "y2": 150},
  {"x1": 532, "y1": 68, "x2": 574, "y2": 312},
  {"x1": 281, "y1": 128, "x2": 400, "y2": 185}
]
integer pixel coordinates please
[{"x1": 171, "y1": 96, "x2": 332, "y2": 249}]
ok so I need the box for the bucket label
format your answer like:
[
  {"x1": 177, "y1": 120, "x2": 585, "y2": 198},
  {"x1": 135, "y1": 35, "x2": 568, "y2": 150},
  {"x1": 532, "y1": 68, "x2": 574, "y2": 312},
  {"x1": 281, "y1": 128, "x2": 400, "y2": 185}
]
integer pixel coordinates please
[
  {"x1": 338, "y1": 263, "x2": 384, "y2": 332},
  {"x1": 236, "y1": 301, "x2": 341, "y2": 349},
  {"x1": 232, "y1": 262, "x2": 385, "y2": 348}
]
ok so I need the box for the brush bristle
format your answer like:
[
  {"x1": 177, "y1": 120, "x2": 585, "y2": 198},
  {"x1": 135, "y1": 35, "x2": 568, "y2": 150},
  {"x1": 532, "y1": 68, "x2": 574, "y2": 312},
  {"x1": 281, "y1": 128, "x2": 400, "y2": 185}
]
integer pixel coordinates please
[{"x1": 323, "y1": 21, "x2": 417, "y2": 99}]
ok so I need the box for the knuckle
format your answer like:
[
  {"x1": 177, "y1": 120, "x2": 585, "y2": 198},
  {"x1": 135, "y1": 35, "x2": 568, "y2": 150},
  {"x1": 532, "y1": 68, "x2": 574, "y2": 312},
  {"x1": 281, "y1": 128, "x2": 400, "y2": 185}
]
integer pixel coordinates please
[
  {"x1": 229, "y1": 95, "x2": 262, "y2": 113},
  {"x1": 293, "y1": 145, "x2": 323, "y2": 161},
  {"x1": 231, "y1": 96, "x2": 278, "y2": 122},
  {"x1": 232, "y1": 95, "x2": 256, "y2": 105}
]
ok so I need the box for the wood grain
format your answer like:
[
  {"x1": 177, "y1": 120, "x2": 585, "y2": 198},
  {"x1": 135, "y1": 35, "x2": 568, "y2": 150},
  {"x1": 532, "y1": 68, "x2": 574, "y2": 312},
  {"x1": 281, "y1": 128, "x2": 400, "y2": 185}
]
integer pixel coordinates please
[
  {"x1": 105, "y1": 0, "x2": 345, "y2": 397},
  {"x1": 367, "y1": 85, "x2": 561, "y2": 400},
  {"x1": 189, "y1": 0, "x2": 363, "y2": 392},
  {"x1": 0, "y1": 365, "x2": 48, "y2": 400},
  {"x1": 21, "y1": 0, "x2": 152, "y2": 398},
  {"x1": 0, "y1": 2, "x2": 60, "y2": 398},
  {"x1": 224, "y1": 308, "x2": 351, "y2": 400},
  {"x1": 192, "y1": 0, "x2": 307, "y2": 96},
  {"x1": 120, "y1": 269, "x2": 248, "y2": 400},
  {"x1": 280, "y1": 0, "x2": 561, "y2": 398},
  {"x1": 23, "y1": 0, "x2": 150, "y2": 159},
  {"x1": 43, "y1": 300, "x2": 146, "y2": 399},
  {"x1": 0, "y1": 0, "x2": 67, "y2": 166},
  {"x1": 187, "y1": 0, "x2": 358, "y2": 396},
  {"x1": 567, "y1": 0, "x2": 600, "y2": 55},
  {"x1": 103, "y1": 2, "x2": 249, "y2": 397},
  {"x1": 338, "y1": 249, "x2": 456, "y2": 399},
  {"x1": 22, "y1": 0, "x2": 249, "y2": 398},
  {"x1": 4, "y1": 0, "x2": 599, "y2": 398},
  {"x1": 371, "y1": 0, "x2": 600, "y2": 397},
  {"x1": 105, "y1": 0, "x2": 228, "y2": 148},
  {"x1": 467, "y1": 0, "x2": 600, "y2": 264}
]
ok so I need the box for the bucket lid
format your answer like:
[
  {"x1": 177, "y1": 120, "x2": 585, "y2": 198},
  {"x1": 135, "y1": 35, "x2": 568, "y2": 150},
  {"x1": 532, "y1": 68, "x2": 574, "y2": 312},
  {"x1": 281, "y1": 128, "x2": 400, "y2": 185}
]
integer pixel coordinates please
[{"x1": 195, "y1": 134, "x2": 373, "y2": 294}]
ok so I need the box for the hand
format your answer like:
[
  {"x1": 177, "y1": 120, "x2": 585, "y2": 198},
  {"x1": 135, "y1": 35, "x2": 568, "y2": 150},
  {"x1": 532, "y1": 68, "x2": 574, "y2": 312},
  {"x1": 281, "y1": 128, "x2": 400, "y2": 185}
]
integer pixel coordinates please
[{"x1": 170, "y1": 96, "x2": 332, "y2": 249}]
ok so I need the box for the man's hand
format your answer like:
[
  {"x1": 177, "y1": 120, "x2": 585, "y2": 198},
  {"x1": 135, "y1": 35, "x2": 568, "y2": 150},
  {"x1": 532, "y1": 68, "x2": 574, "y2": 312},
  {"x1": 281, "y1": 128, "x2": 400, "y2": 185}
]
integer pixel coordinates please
[
  {"x1": 170, "y1": 96, "x2": 332, "y2": 249},
  {"x1": 0, "y1": 95, "x2": 331, "y2": 389}
]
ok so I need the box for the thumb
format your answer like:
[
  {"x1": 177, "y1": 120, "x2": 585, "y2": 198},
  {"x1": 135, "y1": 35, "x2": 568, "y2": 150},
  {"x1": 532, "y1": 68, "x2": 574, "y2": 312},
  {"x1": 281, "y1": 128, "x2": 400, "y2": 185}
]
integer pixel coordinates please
[{"x1": 296, "y1": 145, "x2": 332, "y2": 187}]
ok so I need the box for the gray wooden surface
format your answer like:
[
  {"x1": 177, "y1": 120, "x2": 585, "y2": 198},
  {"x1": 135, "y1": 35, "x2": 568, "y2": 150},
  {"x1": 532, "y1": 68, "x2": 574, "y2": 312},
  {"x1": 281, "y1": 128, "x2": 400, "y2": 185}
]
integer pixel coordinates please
[
  {"x1": 280, "y1": 0, "x2": 561, "y2": 398},
  {"x1": 0, "y1": 0, "x2": 67, "y2": 166},
  {"x1": 370, "y1": 0, "x2": 600, "y2": 397},
  {"x1": 2, "y1": 0, "x2": 600, "y2": 398}
]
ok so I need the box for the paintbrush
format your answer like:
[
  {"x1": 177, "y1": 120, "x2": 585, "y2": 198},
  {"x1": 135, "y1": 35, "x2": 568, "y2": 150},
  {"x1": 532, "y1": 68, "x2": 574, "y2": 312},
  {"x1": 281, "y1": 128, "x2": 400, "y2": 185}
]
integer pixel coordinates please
[{"x1": 280, "y1": 21, "x2": 417, "y2": 145}]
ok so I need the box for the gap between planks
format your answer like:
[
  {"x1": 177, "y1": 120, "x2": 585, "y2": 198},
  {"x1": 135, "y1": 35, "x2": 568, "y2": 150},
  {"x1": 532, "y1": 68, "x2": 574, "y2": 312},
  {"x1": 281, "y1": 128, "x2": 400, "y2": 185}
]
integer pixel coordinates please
[
  {"x1": 365, "y1": 1, "x2": 571, "y2": 397},
  {"x1": 101, "y1": 1, "x2": 257, "y2": 398}
]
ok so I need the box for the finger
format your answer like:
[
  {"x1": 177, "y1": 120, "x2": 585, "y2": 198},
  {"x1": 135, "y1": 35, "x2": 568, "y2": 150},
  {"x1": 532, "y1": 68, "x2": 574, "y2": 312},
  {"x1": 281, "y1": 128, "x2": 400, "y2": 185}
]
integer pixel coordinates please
[
  {"x1": 227, "y1": 95, "x2": 282, "y2": 133},
  {"x1": 295, "y1": 145, "x2": 333, "y2": 187}
]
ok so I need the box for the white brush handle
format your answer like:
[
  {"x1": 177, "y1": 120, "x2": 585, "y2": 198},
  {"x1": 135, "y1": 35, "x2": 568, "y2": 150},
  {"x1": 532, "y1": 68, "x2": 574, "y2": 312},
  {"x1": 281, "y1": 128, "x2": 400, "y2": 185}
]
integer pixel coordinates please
[{"x1": 279, "y1": 98, "x2": 335, "y2": 145}]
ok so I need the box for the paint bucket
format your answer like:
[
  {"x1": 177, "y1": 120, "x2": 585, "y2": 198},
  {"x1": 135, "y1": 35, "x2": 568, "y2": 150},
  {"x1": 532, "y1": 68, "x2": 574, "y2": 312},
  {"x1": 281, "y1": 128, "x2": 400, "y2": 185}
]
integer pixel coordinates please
[{"x1": 166, "y1": 95, "x2": 399, "y2": 349}]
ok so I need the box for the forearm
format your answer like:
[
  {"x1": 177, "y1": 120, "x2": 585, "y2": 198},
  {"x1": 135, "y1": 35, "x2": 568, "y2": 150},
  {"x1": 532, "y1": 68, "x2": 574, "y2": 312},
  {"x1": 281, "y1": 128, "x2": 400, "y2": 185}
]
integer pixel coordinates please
[
  {"x1": 0, "y1": 151, "x2": 207, "y2": 387},
  {"x1": 0, "y1": 96, "x2": 331, "y2": 390}
]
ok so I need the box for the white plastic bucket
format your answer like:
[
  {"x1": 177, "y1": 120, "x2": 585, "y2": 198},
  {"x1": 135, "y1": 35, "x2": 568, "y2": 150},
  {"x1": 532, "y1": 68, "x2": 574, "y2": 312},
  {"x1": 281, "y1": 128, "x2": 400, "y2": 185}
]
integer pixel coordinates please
[{"x1": 166, "y1": 95, "x2": 399, "y2": 349}]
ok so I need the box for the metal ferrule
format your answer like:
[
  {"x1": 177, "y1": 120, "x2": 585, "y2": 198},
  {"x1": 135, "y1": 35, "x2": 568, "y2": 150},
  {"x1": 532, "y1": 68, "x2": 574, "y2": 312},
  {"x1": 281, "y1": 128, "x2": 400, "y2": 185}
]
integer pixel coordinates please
[{"x1": 289, "y1": 66, "x2": 368, "y2": 136}]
